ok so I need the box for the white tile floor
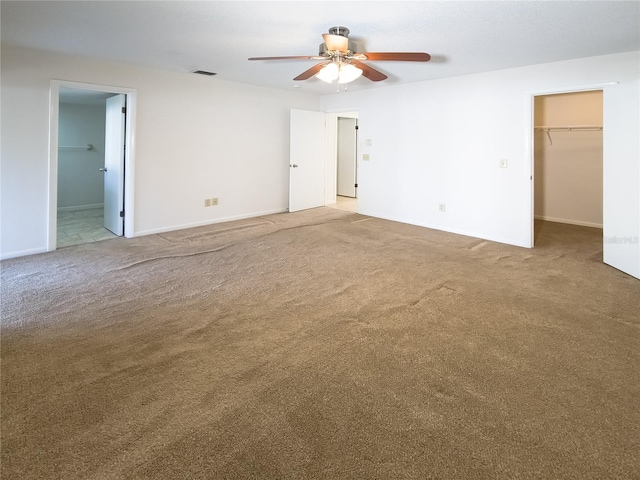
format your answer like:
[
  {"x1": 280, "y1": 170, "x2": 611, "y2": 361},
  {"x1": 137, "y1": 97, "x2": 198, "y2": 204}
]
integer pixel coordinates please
[
  {"x1": 57, "y1": 208, "x2": 118, "y2": 247},
  {"x1": 329, "y1": 195, "x2": 358, "y2": 212}
]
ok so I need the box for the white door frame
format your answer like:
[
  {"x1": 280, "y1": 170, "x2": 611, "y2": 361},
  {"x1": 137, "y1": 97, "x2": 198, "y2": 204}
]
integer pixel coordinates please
[
  {"x1": 526, "y1": 82, "x2": 617, "y2": 249},
  {"x1": 48, "y1": 80, "x2": 137, "y2": 251},
  {"x1": 324, "y1": 111, "x2": 359, "y2": 206}
]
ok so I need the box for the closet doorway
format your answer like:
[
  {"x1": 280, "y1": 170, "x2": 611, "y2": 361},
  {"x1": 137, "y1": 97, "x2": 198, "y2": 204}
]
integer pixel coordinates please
[
  {"x1": 48, "y1": 80, "x2": 136, "y2": 252},
  {"x1": 328, "y1": 112, "x2": 358, "y2": 212},
  {"x1": 57, "y1": 88, "x2": 120, "y2": 247},
  {"x1": 533, "y1": 90, "x2": 603, "y2": 246}
]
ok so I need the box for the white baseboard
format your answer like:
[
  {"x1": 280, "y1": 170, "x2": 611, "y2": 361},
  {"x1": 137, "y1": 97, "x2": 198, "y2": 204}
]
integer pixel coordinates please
[
  {"x1": 57, "y1": 203, "x2": 103, "y2": 212},
  {"x1": 1, "y1": 246, "x2": 48, "y2": 260},
  {"x1": 133, "y1": 208, "x2": 288, "y2": 237},
  {"x1": 363, "y1": 212, "x2": 531, "y2": 249},
  {"x1": 534, "y1": 215, "x2": 602, "y2": 229}
]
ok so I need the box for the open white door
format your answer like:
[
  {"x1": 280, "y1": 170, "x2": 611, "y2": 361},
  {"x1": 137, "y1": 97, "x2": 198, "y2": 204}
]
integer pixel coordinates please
[
  {"x1": 603, "y1": 80, "x2": 640, "y2": 279},
  {"x1": 103, "y1": 94, "x2": 126, "y2": 235},
  {"x1": 337, "y1": 117, "x2": 357, "y2": 197},
  {"x1": 289, "y1": 109, "x2": 326, "y2": 212}
]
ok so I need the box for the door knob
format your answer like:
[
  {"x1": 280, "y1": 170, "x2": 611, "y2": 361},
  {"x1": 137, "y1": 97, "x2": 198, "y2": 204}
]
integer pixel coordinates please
[
  {"x1": 99, "y1": 168, "x2": 107, "y2": 172},
  {"x1": 290, "y1": 164, "x2": 298, "y2": 168}
]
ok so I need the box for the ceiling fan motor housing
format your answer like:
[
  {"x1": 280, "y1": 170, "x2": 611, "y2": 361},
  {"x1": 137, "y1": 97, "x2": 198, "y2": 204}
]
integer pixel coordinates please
[{"x1": 328, "y1": 26, "x2": 350, "y2": 37}]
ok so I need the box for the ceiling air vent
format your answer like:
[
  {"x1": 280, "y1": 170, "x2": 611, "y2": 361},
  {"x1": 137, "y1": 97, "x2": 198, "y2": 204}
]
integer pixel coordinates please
[{"x1": 191, "y1": 70, "x2": 217, "y2": 76}]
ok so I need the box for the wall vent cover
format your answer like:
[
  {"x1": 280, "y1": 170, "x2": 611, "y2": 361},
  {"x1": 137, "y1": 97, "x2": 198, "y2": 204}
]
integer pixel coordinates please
[{"x1": 191, "y1": 70, "x2": 217, "y2": 76}]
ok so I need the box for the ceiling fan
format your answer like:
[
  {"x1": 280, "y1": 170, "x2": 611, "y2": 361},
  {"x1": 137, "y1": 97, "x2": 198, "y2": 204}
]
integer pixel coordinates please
[{"x1": 248, "y1": 26, "x2": 431, "y2": 85}]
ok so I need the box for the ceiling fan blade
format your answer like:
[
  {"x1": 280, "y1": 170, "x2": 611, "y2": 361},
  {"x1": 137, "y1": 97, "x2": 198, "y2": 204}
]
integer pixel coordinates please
[
  {"x1": 293, "y1": 62, "x2": 330, "y2": 81},
  {"x1": 248, "y1": 56, "x2": 317, "y2": 61},
  {"x1": 322, "y1": 33, "x2": 349, "y2": 53},
  {"x1": 350, "y1": 60, "x2": 387, "y2": 82},
  {"x1": 360, "y1": 52, "x2": 431, "y2": 62}
]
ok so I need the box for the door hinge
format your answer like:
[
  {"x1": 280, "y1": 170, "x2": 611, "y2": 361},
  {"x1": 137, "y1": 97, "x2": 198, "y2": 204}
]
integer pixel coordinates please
[
  {"x1": 121, "y1": 107, "x2": 126, "y2": 114},
  {"x1": 355, "y1": 125, "x2": 359, "y2": 130},
  {"x1": 355, "y1": 183, "x2": 358, "y2": 188},
  {"x1": 119, "y1": 211, "x2": 125, "y2": 218}
]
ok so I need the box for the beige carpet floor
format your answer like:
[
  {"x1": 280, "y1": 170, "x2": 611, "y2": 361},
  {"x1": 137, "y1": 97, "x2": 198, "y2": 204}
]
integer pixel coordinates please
[{"x1": 1, "y1": 208, "x2": 639, "y2": 479}]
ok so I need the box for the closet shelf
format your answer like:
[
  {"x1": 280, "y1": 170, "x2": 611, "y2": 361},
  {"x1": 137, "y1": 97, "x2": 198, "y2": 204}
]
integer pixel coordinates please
[{"x1": 59, "y1": 144, "x2": 93, "y2": 150}]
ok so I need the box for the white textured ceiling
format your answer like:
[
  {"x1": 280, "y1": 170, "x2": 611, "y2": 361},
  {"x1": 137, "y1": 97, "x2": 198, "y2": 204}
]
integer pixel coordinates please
[{"x1": 2, "y1": 1, "x2": 639, "y2": 95}]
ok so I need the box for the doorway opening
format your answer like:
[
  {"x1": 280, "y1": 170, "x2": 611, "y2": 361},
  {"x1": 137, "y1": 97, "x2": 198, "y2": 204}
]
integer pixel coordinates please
[
  {"x1": 532, "y1": 90, "x2": 603, "y2": 248},
  {"x1": 335, "y1": 116, "x2": 358, "y2": 212},
  {"x1": 325, "y1": 111, "x2": 358, "y2": 213},
  {"x1": 48, "y1": 81, "x2": 136, "y2": 251},
  {"x1": 57, "y1": 88, "x2": 117, "y2": 246},
  {"x1": 288, "y1": 109, "x2": 359, "y2": 214}
]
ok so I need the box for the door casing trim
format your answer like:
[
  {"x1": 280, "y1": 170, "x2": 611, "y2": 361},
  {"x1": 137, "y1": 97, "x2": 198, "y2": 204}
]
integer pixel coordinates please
[{"x1": 48, "y1": 80, "x2": 137, "y2": 251}]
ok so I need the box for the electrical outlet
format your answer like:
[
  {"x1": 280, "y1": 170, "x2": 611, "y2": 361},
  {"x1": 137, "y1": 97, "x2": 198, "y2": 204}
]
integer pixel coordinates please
[
  {"x1": 204, "y1": 197, "x2": 219, "y2": 207},
  {"x1": 211, "y1": 197, "x2": 218, "y2": 206},
  {"x1": 438, "y1": 203, "x2": 446, "y2": 212},
  {"x1": 499, "y1": 159, "x2": 508, "y2": 168}
]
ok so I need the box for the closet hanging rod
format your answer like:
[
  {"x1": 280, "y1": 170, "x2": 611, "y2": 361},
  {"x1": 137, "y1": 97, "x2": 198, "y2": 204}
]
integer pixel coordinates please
[
  {"x1": 535, "y1": 126, "x2": 602, "y2": 146},
  {"x1": 534, "y1": 125, "x2": 602, "y2": 131},
  {"x1": 58, "y1": 144, "x2": 93, "y2": 150}
]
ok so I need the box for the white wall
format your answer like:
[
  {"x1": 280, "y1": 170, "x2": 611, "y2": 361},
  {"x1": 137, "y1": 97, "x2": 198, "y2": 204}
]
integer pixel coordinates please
[
  {"x1": 58, "y1": 102, "x2": 106, "y2": 209},
  {"x1": 534, "y1": 91, "x2": 603, "y2": 227},
  {"x1": 321, "y1": 51, "x2": 640, "y2": 277},
  {"x1": 0, "y1": 45, "x2": 320, "y2": 258},
  {"x1": 2, "y1": 46, "x2": 638, "y2": 278}
]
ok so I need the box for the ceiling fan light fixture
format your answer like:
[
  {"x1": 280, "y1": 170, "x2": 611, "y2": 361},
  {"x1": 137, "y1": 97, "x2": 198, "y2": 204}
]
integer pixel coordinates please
[
  {"x1": 338, "y1": 63, "x2": 362, "y2": 84},
  {"x1": 316, "y1": 62, "x2": 362, "y2": 84},
  {"x1": 316, "y1": 62, "x2": 339, "y2": 83}
]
